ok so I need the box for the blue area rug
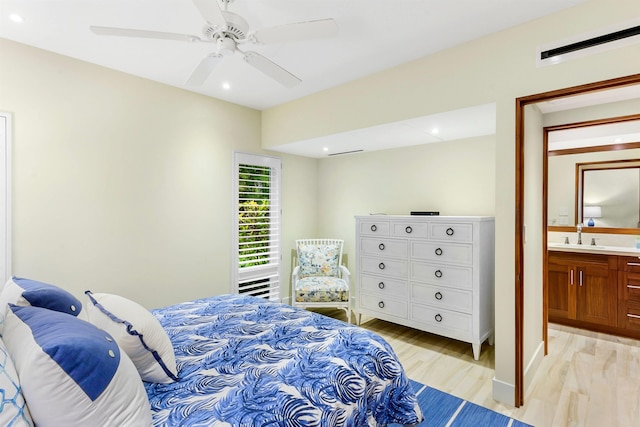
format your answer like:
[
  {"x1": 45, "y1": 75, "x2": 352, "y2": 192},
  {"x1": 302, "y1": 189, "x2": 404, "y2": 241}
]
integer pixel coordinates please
[{"x1": 391, "y1": 380, "x2": 533, "y2": 427}]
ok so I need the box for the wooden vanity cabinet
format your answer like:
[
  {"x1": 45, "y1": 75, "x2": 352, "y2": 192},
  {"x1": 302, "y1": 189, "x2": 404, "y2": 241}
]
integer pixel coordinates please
[
  {"x1": 618, "y1": 256, "x2": 640, "y2": 331},
  {"x1": 548, "y1": 251, "x2": 618, "y2": 328}
]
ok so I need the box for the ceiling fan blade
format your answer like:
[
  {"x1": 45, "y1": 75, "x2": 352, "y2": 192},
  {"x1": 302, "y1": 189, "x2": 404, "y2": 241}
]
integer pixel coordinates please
[
  {"x1": 90, "y1": 26, "x2": 202, "y2": 42},
  {"x1": 243, "y1": 51, "x2": 301, "y2": 88},
  {"x1": 186, "y1": 54, "x2": 223, "y2": 85},
  {"x1": 192, "y1": 0, "x2": 227, "y2": 29},
  {"x1": 252, "y1": 18, "x2": 338, "y2": 44}
]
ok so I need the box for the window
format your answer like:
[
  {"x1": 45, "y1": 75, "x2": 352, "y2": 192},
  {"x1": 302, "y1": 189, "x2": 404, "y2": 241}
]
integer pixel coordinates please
[{"x1": 232, "y1": 153, "x2": 281, "y2": 300}]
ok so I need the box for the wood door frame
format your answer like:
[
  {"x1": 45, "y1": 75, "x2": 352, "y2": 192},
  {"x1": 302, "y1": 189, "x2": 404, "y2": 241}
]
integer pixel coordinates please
[{"x1": 514, "y1": 73, "x2": 640, "y2": 407}]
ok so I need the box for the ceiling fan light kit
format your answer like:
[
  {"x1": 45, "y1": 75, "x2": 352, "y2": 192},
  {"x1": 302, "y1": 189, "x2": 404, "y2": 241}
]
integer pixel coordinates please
[{"x1": 89, "y1": 0, "x2": 338, "y2": 88}]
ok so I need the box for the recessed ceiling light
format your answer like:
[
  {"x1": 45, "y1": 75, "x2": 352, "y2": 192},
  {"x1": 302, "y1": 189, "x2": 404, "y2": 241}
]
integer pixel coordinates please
[
  {"x1": 431, "y1": 128, "x2": 439, "y2": 135},
  {"x1": 614, "y1": 138, "x2": 623, "y2": 143},
  {"x1": 9, "y1": 13, "x2": 24, "y2": 23},
  {"x1": 222, "y1": 82, "x2": 231, "y2": 90},
  {"x1": 323, "y1": 147, "x2": 329, "y2": 152}
]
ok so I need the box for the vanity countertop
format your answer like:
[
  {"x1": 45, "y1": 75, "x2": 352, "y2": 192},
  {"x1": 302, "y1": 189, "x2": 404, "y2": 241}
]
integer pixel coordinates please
[{"x1": 548, "y1": 242, "x2": 640, "y2": 257}]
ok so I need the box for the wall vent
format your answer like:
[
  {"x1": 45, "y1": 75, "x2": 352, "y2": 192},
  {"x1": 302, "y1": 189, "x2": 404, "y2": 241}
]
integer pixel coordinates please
[
  {"x1": 537, "y1": 18, "x2": 640, "y2": 67},
  {"x1": 327, "y1": 149, "x2": 363, "y2": 156}
]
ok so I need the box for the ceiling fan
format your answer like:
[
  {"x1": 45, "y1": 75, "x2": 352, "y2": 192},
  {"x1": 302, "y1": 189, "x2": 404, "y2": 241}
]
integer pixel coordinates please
[{"x1": 90, "y1": 0, "x2": 338, "y2": 87}]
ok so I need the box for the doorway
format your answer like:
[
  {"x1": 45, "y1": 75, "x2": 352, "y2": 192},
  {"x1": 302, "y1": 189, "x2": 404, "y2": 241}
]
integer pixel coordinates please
[{"x1": 515, "y1": 73, "x2": 640, "y2": 406}]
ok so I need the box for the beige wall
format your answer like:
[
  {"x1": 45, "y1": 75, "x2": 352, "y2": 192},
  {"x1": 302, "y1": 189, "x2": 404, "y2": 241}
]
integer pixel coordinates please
[
  {"x1": 262, "y1": 0, "x2": 640, "y2": 404},
  {"x1": 523, "y1": 104, "x2": 545, "y2": 394},
  {"x1": 0, "y1": 39, "x2": 318, "y2": 309},
  {"x1": 315, "y1": 136, "x2": 496, "y2": 271}
]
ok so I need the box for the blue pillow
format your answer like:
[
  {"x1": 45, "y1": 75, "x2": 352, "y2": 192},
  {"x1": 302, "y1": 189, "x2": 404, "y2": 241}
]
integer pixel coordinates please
[
  {"x1": 0, "y1": 277, "x2": 83, "y2": 334},
  {"x1": 2, "y1": 305, "x2": 151, "y2": 426}
]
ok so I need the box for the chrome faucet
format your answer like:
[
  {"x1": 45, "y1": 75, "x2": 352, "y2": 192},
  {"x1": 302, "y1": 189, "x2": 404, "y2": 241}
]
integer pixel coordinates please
[{"x1": 577, "y1": 223, "x2": 582, "y2": 245}]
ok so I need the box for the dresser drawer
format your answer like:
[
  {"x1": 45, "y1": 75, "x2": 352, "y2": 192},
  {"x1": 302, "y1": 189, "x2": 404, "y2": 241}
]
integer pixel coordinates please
[
  {"x1": 391, "y1": 222, "x2": 430, "y2": 238},
  {"x1": 411, "y1": 283, "x2": 472, "y2": 313},
  {"x1": 360, "y1": 292, "x2": 407, "y2": 318},
  {"x1": 361, "y1": 274, "x2": 407, "y2": 298},
  {"x1": 430, "y1": 223, "x2": 473, "y2": 243},
  {"x1": 359, "y1": 220, "x2": 390, "y2": 236},
  {"x1": 360, "y1": 256, "x2": 408, "y2": 278},
  {"x1": 410, "y1": 304, "x2": 472, "y2": 335},
  {"x1": 410, "y1": 262, "x2": 473, "y2": 289},
  {"x1": 411, "y1": 241, "x2": 473, "y2": 265},
  {"x1": 360, "y1": 237, "x2": 408, "y2": 258}
]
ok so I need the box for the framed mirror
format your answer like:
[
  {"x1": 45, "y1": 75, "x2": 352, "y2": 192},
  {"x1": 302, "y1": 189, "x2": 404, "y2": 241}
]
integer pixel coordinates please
[
  {"x1": 547, "y1": 114, "x2": 640, "y2": 234},
  {"x1": 578, "y1": 159, "x2": 640, "y2": 228}
]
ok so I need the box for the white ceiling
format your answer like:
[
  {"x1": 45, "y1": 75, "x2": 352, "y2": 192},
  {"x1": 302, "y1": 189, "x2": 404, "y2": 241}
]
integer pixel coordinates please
[
  {"x1": 269, "y1": 103, "x2": 497, "y2": 158},
  {"x1": 0, "y1": 0, "x2": 586, "y2": 111},
  {"x1": 14, "y1": 0, "x2": 637, "y2": 158}
]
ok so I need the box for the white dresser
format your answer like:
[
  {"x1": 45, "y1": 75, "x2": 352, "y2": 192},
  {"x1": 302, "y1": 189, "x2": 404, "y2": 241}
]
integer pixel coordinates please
[{"x1": 355, "y1": 215, "x2": 495, "y2": 360}]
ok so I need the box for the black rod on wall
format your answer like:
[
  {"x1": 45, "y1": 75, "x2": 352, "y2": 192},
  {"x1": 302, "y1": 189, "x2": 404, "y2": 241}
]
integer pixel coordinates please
[{"x1": 541, "y1": 25, "x2": 640, "y2": 60}]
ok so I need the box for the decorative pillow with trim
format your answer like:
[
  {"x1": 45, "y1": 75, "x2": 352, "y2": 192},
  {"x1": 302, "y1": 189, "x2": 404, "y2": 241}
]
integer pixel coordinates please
[
  {"x1": 0, "y1": 336, "x2": 33, "y2": 426},
  {"x1": 2, "y1": 305, "x2": 152, "y2": 427},
  {"x1": 0, "y1": 276, "x2": 84, "y2": 334},
  {"x1": 84, "y1": 291, "x2": 178, "y2": 383}
]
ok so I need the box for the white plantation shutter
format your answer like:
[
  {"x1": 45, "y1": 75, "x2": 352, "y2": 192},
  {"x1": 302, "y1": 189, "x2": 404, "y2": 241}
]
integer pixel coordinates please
[{"x1": 232, "y1": 153, "x2": 281, "y2": 300}]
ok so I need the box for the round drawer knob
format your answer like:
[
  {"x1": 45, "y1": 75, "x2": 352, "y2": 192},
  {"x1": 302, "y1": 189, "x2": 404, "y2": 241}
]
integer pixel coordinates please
[
  {"x1": 378, "y1": 282, "x2": 385, "y2": 289},
  {"x1": 378, "y1": 243, "x2": 385, "y2": 250},
  {"x1": 378, "y1": 301, "x2": 385, "y2": 309},
  {"x1": 405, "y1": 226, "x2": 413, "y2": 234},
  {"x1": 435, "y1": 291, "x2": 443, "y2": 300},
  {"x1": 435, "y1": 270, "x2": 443, "y2": 278},
  {"x1": 378, "y1": 262, "x2": 385, "y2": 270},
  {"x1": 371, "y1": 224, "x2": 377, "y2": 232},
  {"x1": 446, "y1": 227, "x2": 454, "y2": 236},
  {"x1": 435, "y1": 314, "x2": 443, "y2": 322},
  {"x1": 435, "y1": 248, "x2": 443, "y2": 256}
]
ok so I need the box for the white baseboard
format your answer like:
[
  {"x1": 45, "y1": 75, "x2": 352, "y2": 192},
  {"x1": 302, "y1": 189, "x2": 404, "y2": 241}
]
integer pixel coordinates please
[
  {"x1": 491, "y1": 340, "x2": 544, "y2": 407},
  {"x1": 524, "y1": 340, "x2": 545, "y2": 395},
  {"x1": 492, "y1": 377, "x2": 515, "y2": 406}
]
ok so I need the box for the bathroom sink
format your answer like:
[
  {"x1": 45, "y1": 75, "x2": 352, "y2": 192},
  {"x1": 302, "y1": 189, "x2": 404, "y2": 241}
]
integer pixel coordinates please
[
  {"x1": 548, "y1": 243, "x2": 640, "y2": 255},
  {"x1": 548, "y1": 243, "x2": 606, "y2": 250}
]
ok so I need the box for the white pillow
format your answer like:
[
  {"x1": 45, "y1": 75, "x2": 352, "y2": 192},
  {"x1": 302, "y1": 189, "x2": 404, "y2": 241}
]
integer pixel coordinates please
[
  {"x1": 84, "y1": 291, "x2": 178, "y2": 383},
  {"x1": 0, "y1": 336, "x2": 34, "y2": 426},
  {"x1": 3, "y1": 304, "x2": 152, "y2": 427},
  {"x1": 0, "y1": 277, "x2": 85, "y2": 334}
]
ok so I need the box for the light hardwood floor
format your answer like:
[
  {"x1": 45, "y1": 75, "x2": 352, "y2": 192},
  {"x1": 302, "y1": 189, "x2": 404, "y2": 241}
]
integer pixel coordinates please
[{"x1": 318, "y1": 309, "x2": 640, "y2": 427}]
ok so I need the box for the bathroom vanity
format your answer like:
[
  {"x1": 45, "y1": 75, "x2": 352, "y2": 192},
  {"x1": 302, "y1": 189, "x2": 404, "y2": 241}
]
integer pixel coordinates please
[{"x1": 548, "y1": 244, "x2": 640, "y2": 338}]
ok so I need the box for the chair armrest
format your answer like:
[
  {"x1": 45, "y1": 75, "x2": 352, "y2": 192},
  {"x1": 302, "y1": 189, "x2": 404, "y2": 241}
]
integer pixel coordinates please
[
  {"x1": 292, "y1": 265, "x2": 300, "y2": 281},
  {"x1": 339, "y1": 265, "x2": 350, "y2": 286}
]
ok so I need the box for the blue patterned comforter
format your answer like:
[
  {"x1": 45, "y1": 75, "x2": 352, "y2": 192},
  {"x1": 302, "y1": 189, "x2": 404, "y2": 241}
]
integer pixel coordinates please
[{"x1": 146, "y1": 294, "x2": 423, "y2": 426}]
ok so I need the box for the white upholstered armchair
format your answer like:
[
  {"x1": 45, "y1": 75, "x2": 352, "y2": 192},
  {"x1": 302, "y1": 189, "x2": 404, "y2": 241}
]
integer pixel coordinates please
[{"x1": 291, "y1": 239, "x2": 351, "y2": 323}]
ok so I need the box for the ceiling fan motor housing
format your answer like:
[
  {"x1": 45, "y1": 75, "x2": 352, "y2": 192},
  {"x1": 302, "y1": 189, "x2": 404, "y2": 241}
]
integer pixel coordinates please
[
  {"x1": 203, "y1": 11, "x2": 249, "y2": 42},
  {"x1": 216, "y1": 36, "x2": 236, "y2": 56}
]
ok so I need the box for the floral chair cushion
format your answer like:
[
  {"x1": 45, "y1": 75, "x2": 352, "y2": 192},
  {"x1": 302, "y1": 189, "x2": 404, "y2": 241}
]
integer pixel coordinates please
[
  {"x1": 294, "y1": 277, "x2": 349, "y2": 303},
  {"x1": 297, "y1": 242, "x2": 340, "y2": 278}
]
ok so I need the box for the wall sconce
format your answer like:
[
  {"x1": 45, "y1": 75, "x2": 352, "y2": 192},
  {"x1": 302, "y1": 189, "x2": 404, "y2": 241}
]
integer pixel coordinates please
[{"x1": 583, "y1": 206, "x2": 602, "y2": 227}]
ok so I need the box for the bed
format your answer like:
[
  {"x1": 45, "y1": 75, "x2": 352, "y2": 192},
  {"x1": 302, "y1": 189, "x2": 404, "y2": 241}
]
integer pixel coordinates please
[
  {"x1": 0, "y1": 277, "x2": 423, "y2": 427},
  {"x1": 146, "y1": 294, "x2": 423, "y2": 426}
]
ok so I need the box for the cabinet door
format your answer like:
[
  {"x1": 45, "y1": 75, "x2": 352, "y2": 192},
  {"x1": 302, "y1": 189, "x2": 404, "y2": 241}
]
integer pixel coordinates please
[
  {"x1": 576, "y1": 265, "x2": 617, "y2": 327},
  {"x1": 548, "y1": 262, "x2": 574, "y2": 321}
]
